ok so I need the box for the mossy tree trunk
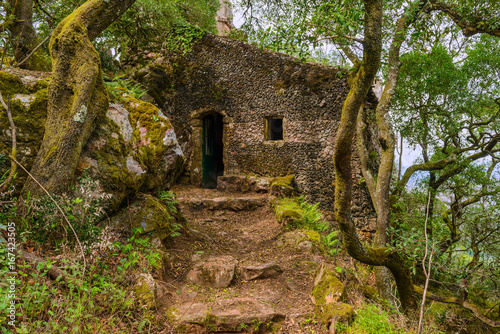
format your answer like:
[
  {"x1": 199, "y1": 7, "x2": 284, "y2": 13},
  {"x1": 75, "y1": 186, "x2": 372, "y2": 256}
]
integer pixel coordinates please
[
  {"x1": 6, "y1": 0, "x2": 45, "y2": 70},
  {"x1": 333, "y1": 0, "x2": 431, "y2": 313},
  {"x1": 21, "y1": 0, "x2": 136, "y2": 199}
]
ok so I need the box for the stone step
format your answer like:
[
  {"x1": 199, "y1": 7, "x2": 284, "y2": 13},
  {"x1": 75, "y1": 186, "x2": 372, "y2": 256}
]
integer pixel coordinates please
[
  {"x1": 178, "y1": 195, "x2": 270, "y2": 211},
  {"x1": 170, "y1": 298, "x2": 285, "y2": 332},
  {"x1": 217, "y1": 174, "x2": 271, "y2": 193}
]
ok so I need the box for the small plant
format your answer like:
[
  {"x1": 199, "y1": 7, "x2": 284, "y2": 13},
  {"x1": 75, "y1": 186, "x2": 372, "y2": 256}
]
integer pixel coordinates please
[
  {"x1": 159, "y1": 190, "x2": 178, "y2": 214},
  {"x1": 105, "y1": 75, "x2": 147, "y2": 101}
]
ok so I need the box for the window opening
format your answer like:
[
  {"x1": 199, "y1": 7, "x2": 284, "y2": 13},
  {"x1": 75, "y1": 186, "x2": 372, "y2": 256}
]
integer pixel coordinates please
[{"x1": 265, "y1": 117, "x2": 283, "y2": 140}]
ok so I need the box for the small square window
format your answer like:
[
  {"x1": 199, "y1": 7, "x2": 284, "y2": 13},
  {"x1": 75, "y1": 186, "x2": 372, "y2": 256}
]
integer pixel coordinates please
[{"x1": 265, "y1": 117, "x2": 284, "y2": 141}]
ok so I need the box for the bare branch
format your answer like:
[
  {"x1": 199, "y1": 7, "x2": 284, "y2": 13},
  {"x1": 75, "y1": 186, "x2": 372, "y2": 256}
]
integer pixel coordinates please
[
  {"x1": 316, "y1": 35, "x2": 365, "y2": 45},
  {"x1": 11, "y1": 157, "x2": 87, "y2": 277},
  {"x1": 16, "y1": 31, "x2": 52, "y2": 67}
]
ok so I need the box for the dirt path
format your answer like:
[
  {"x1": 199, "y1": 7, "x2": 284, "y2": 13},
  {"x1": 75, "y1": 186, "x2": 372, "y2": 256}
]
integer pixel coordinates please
[{"x1": 159, "y1": 185, "x2": 340, "y2": 333}]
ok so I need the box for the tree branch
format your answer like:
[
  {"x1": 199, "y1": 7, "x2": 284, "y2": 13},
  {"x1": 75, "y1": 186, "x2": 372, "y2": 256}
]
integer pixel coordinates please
[
  {"x1": 430, "y1": 0, "x2": 500, "y2": 38},
  {"x1": 316, "y1": 34, "x2": 365, "y2": 45},
  {"x1": 0, "y1": 92, "x2": 17, "y2": 194},
  {"x1": 414, "y1": 285, "x2": 500, "y2": 327}
]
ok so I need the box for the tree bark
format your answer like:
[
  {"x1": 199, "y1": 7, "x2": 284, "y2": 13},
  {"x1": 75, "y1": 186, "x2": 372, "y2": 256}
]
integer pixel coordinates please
[
  {"x1": 20, "y1": 0, "x2": 136, "y2": 200},
  {"x1": 349, "y1": 0, "x2": 429, "y2": 310},
  {"x1": 7, "y1": 0, "x2": 46, "y2": 70}
]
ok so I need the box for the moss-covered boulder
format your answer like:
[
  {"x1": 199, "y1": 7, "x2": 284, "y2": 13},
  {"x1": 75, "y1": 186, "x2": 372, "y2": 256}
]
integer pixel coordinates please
[
  {"x1": 271, "y1": 197, "x2": 302, "y2": 226},
  {"x1": 0, "y1": 73, "x2": 48, "y2": 192},
  {"x1": 0, "y1": 69, "x2": 184, "y2": 215},
  {"x1": 135, "y1": 273, "x2": 157, "y2": 309},
  {"x1": 108, "y1": 194, "x2": 183, "y2": 248},
  {"x1": 312, "y1": 264, "x2": 346, "y2": 305},
  {"x1": 269, "y1": 175, "x2": 297, "y2": 197},
  {"x1": 276, "y1": 229, "x2": 325, "y2": 254},
  {"x1": 311, "y1": 264, "x2": 354, "y2": 327}
]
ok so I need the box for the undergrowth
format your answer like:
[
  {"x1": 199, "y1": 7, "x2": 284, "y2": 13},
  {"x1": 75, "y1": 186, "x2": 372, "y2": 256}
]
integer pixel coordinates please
[
  {"x1": 0, "y1": 225, "x2": 169, "y2": 333},
  {"x1": 273, "y1": 196, "x2": 340, "y2": 257}
]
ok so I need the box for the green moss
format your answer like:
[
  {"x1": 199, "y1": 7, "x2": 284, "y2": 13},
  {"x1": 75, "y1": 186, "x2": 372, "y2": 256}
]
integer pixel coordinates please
[
  {"x1": 123, "y1": 95, "x2": 183, "y2": 190},
  {"x1": 304, "y1": 230, "x2": 321, "y2": 242},
  {"x1": 314, "y1": 303, "x2": 354, "y2": 325},
  {"x1": 272, "y1": 197, "x2": 302, "y2": 225},
  {"x1": 311, "y1": 269, "x2": 345, "y2": 306},
  {"x1": 0, "y1": 72, "x2": 25, "y2": 95},
  {"x1": 135, "y1": 276, "x2": 156, "y2": 309},
  {"x1": 203, "y1": 313, "x2": 219, "y2": 332},
  {"x1": 270, "y1": 175, "x2": 297, "y2": 197},
  {"x1": 359, "y1": 284, "x2": 379, "y2": 300},
  {"x1": 165, "y1": 306, "x2": 180, "y2": 323}
]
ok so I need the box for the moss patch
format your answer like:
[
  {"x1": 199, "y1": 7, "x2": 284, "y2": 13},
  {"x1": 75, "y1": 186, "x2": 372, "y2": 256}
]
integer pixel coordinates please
[
  {"x1": 272, "y1": 197, "x2": 302, "y2": 225},
  {"x1": 312, "y1": 266, "x2": 346, "y2": 306},
  {"x1": 0, "y1": 72, "x2": 25, "y2": 95},
  {"x1": 314, "y1": 302, "x2": 354, "y2": 325},
  {"x1": 270, "y1": 175, "x2": 297, "y2": 197},
  {"x1": 124, "y1": 96, "x2": 183, "y2": 190}
]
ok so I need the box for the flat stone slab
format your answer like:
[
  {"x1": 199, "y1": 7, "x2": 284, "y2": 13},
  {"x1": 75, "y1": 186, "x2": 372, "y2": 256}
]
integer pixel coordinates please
[
  {"x1": 209, "y1": 298, "x2": 284, "y2": 331},
  {"x1": 240, "y1": 262, "x2": 282, "y2": 281},
  {"x1": 181, "y1": 196, "x2": 269, "y2": 211},
  {"x1": 217, "y1": 175, "x2": 270, "y2": 193},
  {"x1": 171, "y1": 298, "x2": 284, "y2": 332},
  {"x1": 186, "y1": 256, "x2": 238, "y2": 288}
]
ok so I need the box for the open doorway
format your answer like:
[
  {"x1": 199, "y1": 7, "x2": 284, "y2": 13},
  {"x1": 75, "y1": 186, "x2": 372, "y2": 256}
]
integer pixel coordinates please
[{"x1": 202, "y1": 113, "x2": 224, "y2": 188}]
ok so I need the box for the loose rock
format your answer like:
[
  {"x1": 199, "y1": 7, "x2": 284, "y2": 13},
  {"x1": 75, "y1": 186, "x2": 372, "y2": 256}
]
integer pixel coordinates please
[
  {"x1": 240, "y1": 262, "x2": 282, "y2": 281},
  {"x1": 186, "y1": 256, "x2": 238, "y2": 288}
]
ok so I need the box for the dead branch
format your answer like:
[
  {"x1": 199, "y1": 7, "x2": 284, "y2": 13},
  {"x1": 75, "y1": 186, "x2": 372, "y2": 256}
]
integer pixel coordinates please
[
  {"x1": 414, "y1": 285, "x2": 500, "y2": 327},
  {"x1": 11, "y1": 157, "x2": 87, "y2": 276},
  {"x1": 418, "y1": 191, "x2": 435, "y2": 334},
  {"x1": 0, "y1": 92, "x2": 17, "y2": 194},
  {"x1": 16, "y1": 31, "x2": 52, "y2": 67},
  {"x1": 16, "y1": 249, "x2": 82, "y2": 286}
]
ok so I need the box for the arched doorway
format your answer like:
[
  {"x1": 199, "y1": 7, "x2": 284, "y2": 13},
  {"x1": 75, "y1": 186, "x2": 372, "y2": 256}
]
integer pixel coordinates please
[{"x1": 202, "y1": 113, "x2": 224, "y2": 188}]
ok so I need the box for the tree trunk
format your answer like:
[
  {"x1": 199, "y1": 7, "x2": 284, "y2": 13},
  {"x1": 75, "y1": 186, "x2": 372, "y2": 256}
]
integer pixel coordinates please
[
  {"x1": 20, "y1": 0, "x2": 136, "y2": 201},
  {"x1": 7, "y1": 0, "x2": 46, "y2": 70},
  {"x1": 337, "y1": 0, "x2": 431, "y2": 313}
]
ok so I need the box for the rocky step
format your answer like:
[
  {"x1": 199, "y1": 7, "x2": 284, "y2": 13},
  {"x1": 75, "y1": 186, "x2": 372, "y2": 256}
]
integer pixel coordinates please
[
  {"x1": 170, "y1": 298, "x2": 285, "y2": 332},
  {"x1": 177, "y1": 195, "x2": 270, "y2": 211},
  {"x1": 217, "y1": 174, "x2": 298, "y2": 197}
]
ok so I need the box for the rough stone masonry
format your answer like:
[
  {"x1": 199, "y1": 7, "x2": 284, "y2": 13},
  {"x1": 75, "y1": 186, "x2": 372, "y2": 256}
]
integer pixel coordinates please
[{"x1": 135, "y1": 34, "x2": 379, "y2": 234}]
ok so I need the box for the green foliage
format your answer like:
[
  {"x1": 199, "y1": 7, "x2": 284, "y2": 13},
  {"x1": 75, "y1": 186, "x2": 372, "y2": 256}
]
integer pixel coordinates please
[
  {"x1": 0, "y1": 223, "x2": 165, "y2": 333},
  {"x1": 19, "y1": 172, "x2": 106, "y2": 247},
  {"x1": 273, "y1": 196, "x2": 340, "y2": 256},
  {"x1": 158, "y1": 190, "x2": 178, "y2": 214},
  {"x1": 105, "y1": 75, "x2": 147, "y2": 101},
  {"x1": 335, "y1": 304, "x2": 409, "y2": 334},
  {"x1": 164, "y1": 24, "x2": 206, "y2": 54}
]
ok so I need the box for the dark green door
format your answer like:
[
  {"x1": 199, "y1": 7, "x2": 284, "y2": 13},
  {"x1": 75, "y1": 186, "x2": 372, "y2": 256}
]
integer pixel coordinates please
[
  {"x1": 203, "y1": 115, "x2": 215, "y2": 188},
  {"x1": 202, "y1": 114, "x2": 224, "y2": 188}
]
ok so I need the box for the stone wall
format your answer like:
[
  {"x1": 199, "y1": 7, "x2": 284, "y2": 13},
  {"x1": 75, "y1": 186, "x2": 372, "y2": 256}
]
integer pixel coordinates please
[{"x1": 137, "y1": 34, "x2": 378, "y2": 232}]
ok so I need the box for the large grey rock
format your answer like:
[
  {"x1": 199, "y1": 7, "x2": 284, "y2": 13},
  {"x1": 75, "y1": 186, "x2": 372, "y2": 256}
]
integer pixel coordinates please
[
  {"x1": 76, "y1": 98, "x2": 184, "y2": 213},
  {"x1": 186, "y1": 256, "x2": 238, "y2": 288},
  {"x1": 0, "y1": 70, "x2": 184, "y2": 215}
]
